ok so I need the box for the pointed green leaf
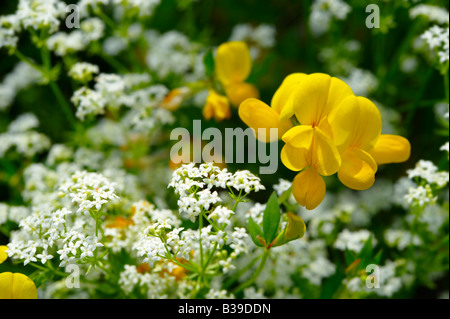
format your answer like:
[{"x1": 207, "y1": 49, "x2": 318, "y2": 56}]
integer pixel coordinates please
[
  {"x1": 203, "y1": 48, "x2": 215, "y2": 78},
  {"x1": 263, "y1": 192, "x2": 281, "y2": 244},
  {"x1": 357, "y1": 236, "x2": 373, "y2": 271},
  {"x1": 372, "y1": 249, "x2": 383, "y2": 265},
  {"x1": 345, "y1": 248, "x2": 356, "y2": 265},
  {"x1": 277, "y1": 186, "x2": 292, "y2": 205},
  {"x1": 248, "y1": 217, "x2": 265, "y2": 247}
]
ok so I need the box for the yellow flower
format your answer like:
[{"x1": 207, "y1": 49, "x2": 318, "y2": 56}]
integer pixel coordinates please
[
  {"x1": 280, "y1": 73, "x2": 354, "y2": 210},
  {"x1": 203, "y1": 90, "x2": 231, "y2": 122},
  {"x1": 0, "y1": 272, "x2": 38, "y2": 299},
  {"x1": 215, "y1": 41, "x2": 259, "y2": 107},
  {"x1": 239, "y1": 71, "x2": 410, "y2": 210},
  {"x1": 215, "y1": 41, "x2": 252, "y2": 87},
  {"x1": 238, "y1": 73, "x2": 308, "y2": 142},
  {"x1": 0, "y1": 246, "x2": 8, "y2": 264}
]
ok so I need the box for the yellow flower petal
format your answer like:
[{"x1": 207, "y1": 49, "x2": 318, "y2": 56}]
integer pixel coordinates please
[
  {"x1": 215, "y1": 41, "x2": 252, "y2": 86},
  {"x1": 203, "y1": 90, "x2": 231, "y2": 122},
  {"x1": 272, "y1": 73, "x2": 307, "y2": 118},
  {"x1": 292, "y1": 167, "x2": 326, "y2": 210},
  {"x1": 293, "y1": 73, "x2": 331, "y2": 126},
  {"x1": 280, "y1": 143, "x2": 309, "y2": 171},
  {"x1": 226, "y1": 82, "x2": 259, "y2": 107},
  {"x1": 311, "y1": 128, "x2": 342, "y2": 176},
  {"x1": 326, "y1": 76, "x2": 355, "y2": 119},
  {"x1": 239, "y1": 98, "x2": 292, "y2": 142},
  {"x1": 368, "y1": 134, "x2": 411, "y2": 165},
  {"x1": 338, "y1": 148, "x2": 378, "y2": 190},
  {"x1": 280, "y1": 126, "x2": 313, "y2": 171},
  {"x1": 281, "y1": 125, "x2": 314, "y2": 147},
  {"x1": 0, "y1": 246, "x2": 7, "y2": 264},
  {"x1": 331, "y1": 95, "x2": 382, "y2": 152},
  {"x1": 0, "y1": 272, "x2": 38, "y2": 299},
  {"x1": 293, "y1": 74, "x2": 353, "y2": 127}
]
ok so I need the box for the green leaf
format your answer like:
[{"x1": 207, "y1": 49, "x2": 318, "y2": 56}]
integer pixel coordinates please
[
  {"x1": 345, "y1": 248, "x2": 356, "y2": 265},
  {"x1": 372, "y1": 249, "x2": 383, "y2": 265},
  {"x1": 203, "y1": 48, "x2": 215, "y2": 78},
  {"x1": 248, "y1": 217, "x2": 265, "y2": 247},
  {"x1": 357, "y1": 236, "x2": 373, "y2": 271},
  {"x1": 263, "y1": 192, "x2": 281, "y2": 244},
  {"x1": 277, "y1": 186, "x2": 292, "y2": 205}
]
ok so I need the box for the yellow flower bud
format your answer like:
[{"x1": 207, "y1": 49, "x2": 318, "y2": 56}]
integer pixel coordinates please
[{"x1": 203, "y1": 90, "x2": 231, "y2": 122}]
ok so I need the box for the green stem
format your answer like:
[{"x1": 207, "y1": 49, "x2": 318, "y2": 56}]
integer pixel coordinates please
[
  {"x1": 199, "y1": 214, "x2": 204, "y2": 269},
  {"x1": 444, "y1": 69, "x2": 449, "y2": 103},
  {"x1": 201, "y1": 211, "x2": 219, "y2": 232},
  {"x1": 233, "y1": 249, "x2": 270, "y2": 294},
  {"x1": 40, "y1": 43, "x2": 78, "y2": 130},
  {"x1": 202, "y1": 242, "x2": 218, "y2": 275},
  {"x1": 223, "y1": 255, "x2": 260, "y2": 290},
  {"x1": 13, "y1": 50, "x2": 46, "y2": 74},
  {"x1": 29, "y1": 262, "x2": 67, "y2": 278},
  {"x1": 49, "y1": 81, "x2": 78, "y2": 129},
  {"x1": 405, "y1": 65, "x2": 435, "y2": 129}
]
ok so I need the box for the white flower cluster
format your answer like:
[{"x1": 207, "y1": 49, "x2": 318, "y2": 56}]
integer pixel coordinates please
[
  {"x1": 0, "y1": 113, "x2": 51, "y2": 158},
  {"x1": 56, "y1": 230, "x2": 104, "y2": 267},
  {"x1": 205, "y1": 289, "x2": 235, "y2": 299},
  {"x1": 318, "y1": 40, "x2": 361, "y2": 75},
  {"x1": 273, "y1": 178, "x2": 292, "y2": 197},
  {"x1": 71, "y1": 86, "x2": 107, "y2": 121},
  {"x1": 334, "y1": 229, "x2": 375, "y2": 253},
  {"x1": 0, "y1": 22, "x2": 18, "y2": 50},
  {"x1": 339, "y1": 68, "x2": 378, "y2": 97},
  {"x1": 309, "y1": 0, "x2": 352, "y2": 37},
  {"x1": 410, "y1": 4, "x2": 449, "y2": 25},
  {"x1": 71, "y1": 72, "x2": 173, "y2": 130},
  {"x1": 6, "y1": 204, "x2": 104, "y2": 267},
  {"x1": 59, "y1": 170, "x2": 120, "y2": 215},
  {"x1": 105, "y1": 200, "x2": 180, "y2": 254},
  {"x1": 6, "y1": 169, "x2": 121, "y2": 269},
  {"x1": 421, "y1": 25, "x2": 449, "y2": 64},
  {"x1": 68, "y1": 62, "x2": 100, "y2": 82},
  {"x1": 405, "y1": 184, "x2": 436, "y2": 207},
  {"x1": 169, "y1": 163, "x2": 265, "y2": 222},
  {"x1": 384, "y1": 229, "x2": 422, "y2": 251},
  {"x1": 145, "y1": 30, "x2": 200, "y2": 80},
  {"x1": 46, "y1": 144, "x2": 74, "y2": 166},
  {"x1": 254, "y1": 239, "x2": 336, "y2": 292},
  {"x1": 0, "y1": 62, "x2": 44, "y2": 111},
  {"x1": 113, "y1": 0, "x2": 161, "y2": 17},
  {"x1": 118, "y1": 264, "x2": 179, "y2": 298},
  {"x1": 17, "y1": 0, "x2": 66, "y2": 33},
  {"x1": 46, "y1": 18, "x2": 105, "y2": 56},
  {"x1": 134, "y1": 217, "x2": 250, "y2": 274},
  {"x1": 407, "y1": 160, "x2": 449, "y2": 188},
  {"x1": 0, "y1": 0, "x2": 66, "y2": 50},
  {"x1": 0, "y1": 204, "x2": 30, "y2": 225},
  {"x1": 344, "y1": 260, "x2": 412, "y2": 298},
  {"x1": 228, "y1": 24, "x2": 276, "y2": 59}
]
